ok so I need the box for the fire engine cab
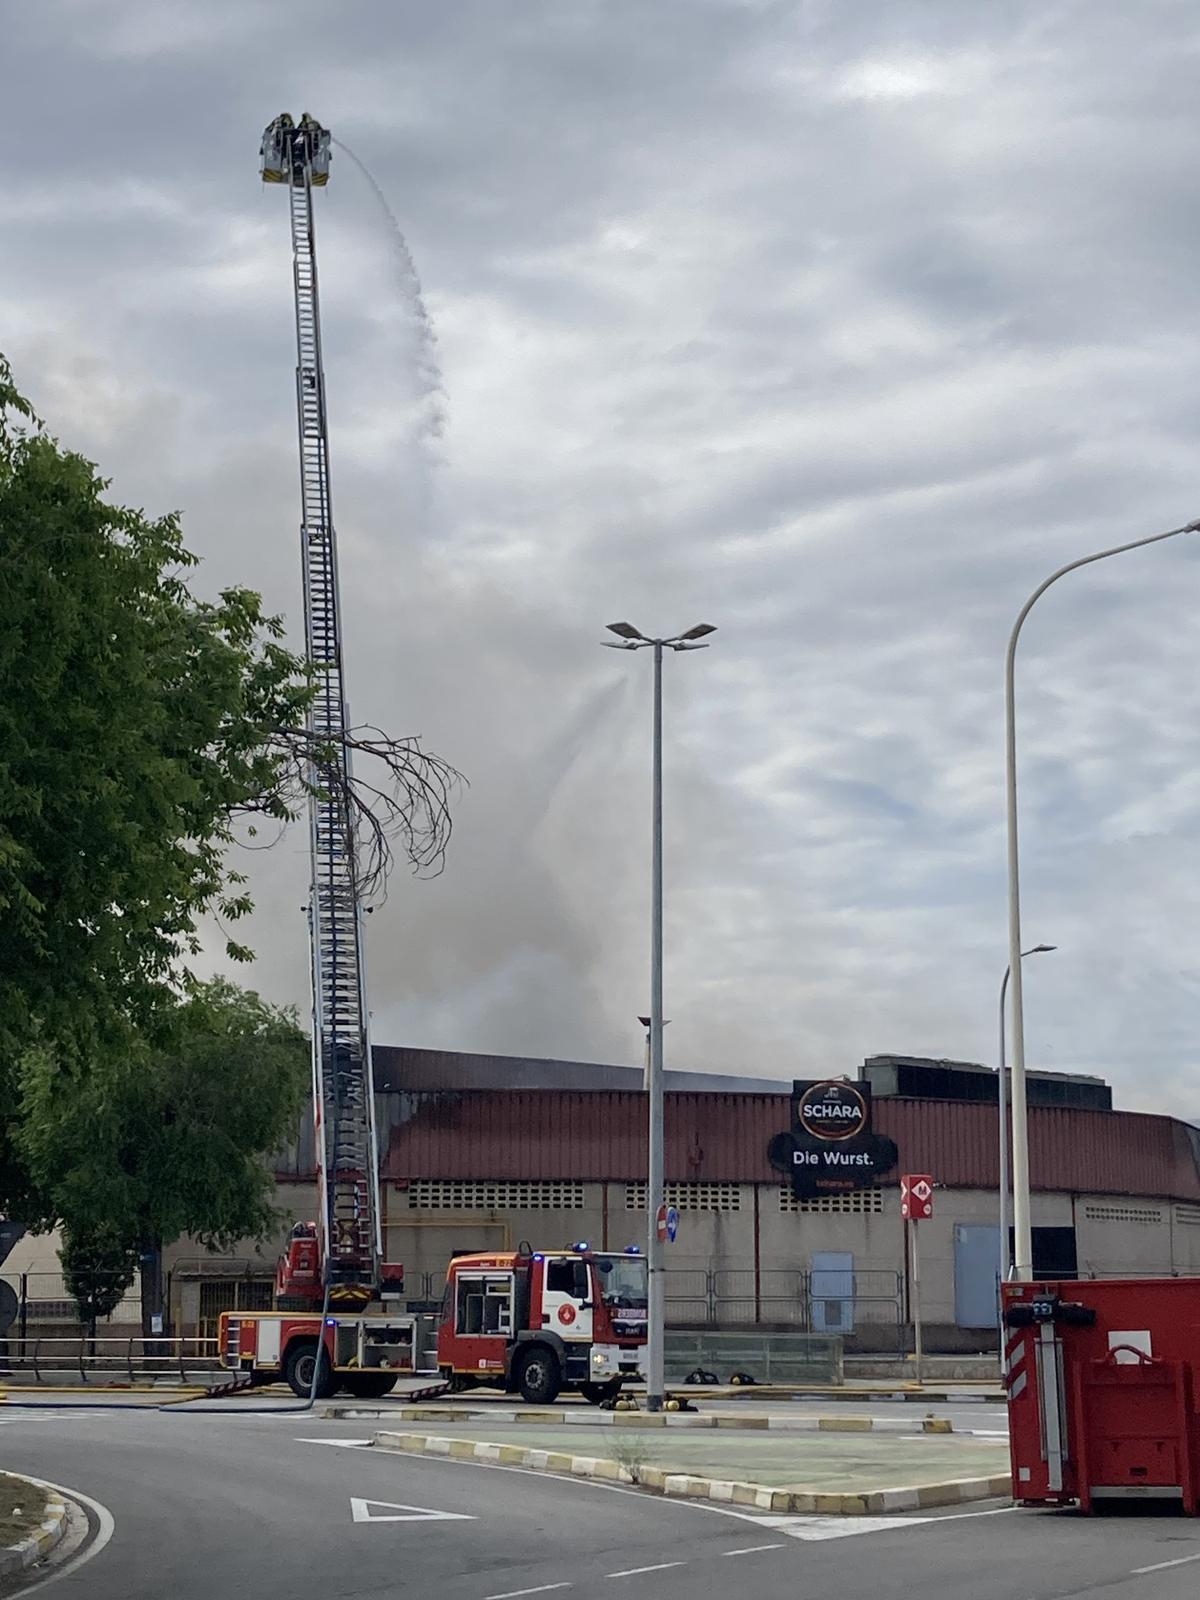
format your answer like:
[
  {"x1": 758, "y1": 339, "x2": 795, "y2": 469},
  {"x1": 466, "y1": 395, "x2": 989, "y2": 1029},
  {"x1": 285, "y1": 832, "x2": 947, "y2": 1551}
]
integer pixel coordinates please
[{"x1": 438, "y1": 1244, "x2": 648, "y2": 1404}]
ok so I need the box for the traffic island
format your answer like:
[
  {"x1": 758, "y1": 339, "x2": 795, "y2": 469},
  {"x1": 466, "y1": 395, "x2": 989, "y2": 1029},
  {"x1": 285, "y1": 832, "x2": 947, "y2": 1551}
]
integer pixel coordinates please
[
  {"x1": 0, "y1": 1473, "x2": 68, "y2": 1580},
  {"x1": 371, "y1": 1424, "x2": 1011, "y2": 1515}
]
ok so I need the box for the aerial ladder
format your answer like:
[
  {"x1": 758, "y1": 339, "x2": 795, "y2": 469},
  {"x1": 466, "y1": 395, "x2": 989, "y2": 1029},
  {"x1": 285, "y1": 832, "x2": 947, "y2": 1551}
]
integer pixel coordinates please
[
  {"x1": 260, "y1": 112, "x2": 384, "y2": 1313},
  {"x1": 214, "y1": 114, "x2": 427, "y2": 1398}
]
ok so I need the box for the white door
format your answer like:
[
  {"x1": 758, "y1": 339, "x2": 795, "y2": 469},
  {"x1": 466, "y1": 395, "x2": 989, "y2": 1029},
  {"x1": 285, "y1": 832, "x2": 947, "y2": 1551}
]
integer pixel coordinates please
[{"x1": 540, "y1": 1256, "x2": 593, "y2": 1341}]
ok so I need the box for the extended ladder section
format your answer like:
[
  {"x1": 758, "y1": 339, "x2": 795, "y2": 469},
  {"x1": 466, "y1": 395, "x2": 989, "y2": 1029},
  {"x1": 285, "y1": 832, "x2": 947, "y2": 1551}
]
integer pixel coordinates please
[{"x1": 262, "y1": 114, "x2": 382, "y2": 1302}]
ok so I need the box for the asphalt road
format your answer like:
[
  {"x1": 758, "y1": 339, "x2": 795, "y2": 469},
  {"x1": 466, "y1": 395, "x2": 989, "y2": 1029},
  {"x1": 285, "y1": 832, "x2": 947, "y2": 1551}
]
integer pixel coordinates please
[{"x1": 0, "y1": 1406, "x2": 1198, "y2": 1599}]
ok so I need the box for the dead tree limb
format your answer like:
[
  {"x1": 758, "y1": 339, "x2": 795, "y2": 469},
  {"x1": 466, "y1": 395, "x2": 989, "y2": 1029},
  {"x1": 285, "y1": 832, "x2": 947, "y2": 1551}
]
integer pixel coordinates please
[{"x1": 236, "y1": 724, "x2": 464, "y2": 900}]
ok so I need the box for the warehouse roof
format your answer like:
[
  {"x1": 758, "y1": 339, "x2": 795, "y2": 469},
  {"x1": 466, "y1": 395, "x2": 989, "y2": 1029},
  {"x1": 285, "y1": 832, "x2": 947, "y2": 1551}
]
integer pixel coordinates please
[
  {"x1": 371, "y1": 1044, "x2": 790, "y2": 1096},
  {"x1": 363, "y1": 1089, "x2": 1200, "y2": 1202},
  {"x1": 277, "y1": 1041, "x2": 1200, "y2": 1202}
]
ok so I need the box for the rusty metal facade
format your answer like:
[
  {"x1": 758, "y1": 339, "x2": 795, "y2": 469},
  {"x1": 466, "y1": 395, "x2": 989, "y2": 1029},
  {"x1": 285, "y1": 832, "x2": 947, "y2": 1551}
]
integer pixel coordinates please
[{"x1": 274, "y1": 1088, "x2": 1200, "y2": 1202}]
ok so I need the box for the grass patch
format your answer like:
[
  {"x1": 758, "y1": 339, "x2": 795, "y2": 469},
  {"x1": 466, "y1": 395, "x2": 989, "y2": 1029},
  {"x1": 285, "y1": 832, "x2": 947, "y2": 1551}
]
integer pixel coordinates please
[{"x1": 0, "y1": 1477, "x2": 49, "y2": 1546}]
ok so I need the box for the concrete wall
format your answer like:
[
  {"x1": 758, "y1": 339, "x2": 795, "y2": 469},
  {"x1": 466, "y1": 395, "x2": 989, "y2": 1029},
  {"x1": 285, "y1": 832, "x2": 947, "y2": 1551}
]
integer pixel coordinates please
[{"x1": 161, "y1": 1180, "x2": 1200, "y2": 1350}]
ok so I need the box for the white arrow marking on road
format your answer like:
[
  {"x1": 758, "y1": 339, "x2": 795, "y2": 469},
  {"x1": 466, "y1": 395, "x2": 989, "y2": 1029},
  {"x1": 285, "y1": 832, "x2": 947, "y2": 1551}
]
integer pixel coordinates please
[{"x1": 350, "y1": 1497, "x2": 475, "y2": 1524}]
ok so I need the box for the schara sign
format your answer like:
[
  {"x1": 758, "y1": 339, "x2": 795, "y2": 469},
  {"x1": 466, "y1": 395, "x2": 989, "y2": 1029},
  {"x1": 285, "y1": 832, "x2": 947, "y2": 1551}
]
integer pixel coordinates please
[{"x1": 767, "y1": 1080, "x2": 899, "y2": 1200}]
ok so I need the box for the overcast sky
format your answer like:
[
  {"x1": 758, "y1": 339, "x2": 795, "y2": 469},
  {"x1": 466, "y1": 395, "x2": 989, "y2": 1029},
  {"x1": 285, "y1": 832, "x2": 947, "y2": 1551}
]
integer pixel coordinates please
[{"x1": 5, "y1": 0, "x2": 1200, "y2": 1119}]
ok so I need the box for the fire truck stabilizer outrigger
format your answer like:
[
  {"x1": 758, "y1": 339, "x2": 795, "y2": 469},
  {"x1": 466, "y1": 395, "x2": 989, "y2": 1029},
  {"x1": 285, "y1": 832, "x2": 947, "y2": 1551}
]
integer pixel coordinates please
[{"x1": 219, "y1": 116, "x2": 649, "y2": 1403}]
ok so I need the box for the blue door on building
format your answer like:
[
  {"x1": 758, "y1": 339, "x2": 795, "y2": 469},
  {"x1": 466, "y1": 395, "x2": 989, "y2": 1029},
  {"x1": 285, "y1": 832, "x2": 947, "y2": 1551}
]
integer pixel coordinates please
[
  {"x1": 954, "y1": 1224, "x2": 1001, "y2": 1329},
  {"x1": 811, "y1": 1250, "x2": 855, "y2": 1333}
]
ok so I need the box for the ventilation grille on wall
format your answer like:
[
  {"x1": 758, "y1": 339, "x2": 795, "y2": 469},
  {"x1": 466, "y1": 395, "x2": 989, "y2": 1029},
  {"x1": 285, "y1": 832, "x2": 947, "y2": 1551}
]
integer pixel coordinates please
[
  {"x1": 1175, "y1": 1205, "x2": 1200, "y2": 1227},
  {"x1": 407, "y1": 1180, "x2": 586, "y2": 1211},
  {"x1": 624, "y1": 1182, "x2": 742, "y2": 1212},
  {"x1": 779, "y1": 1187, "x2": 885, "y2": 1215},
  {"x1": 1082, "y1": 1202, "x2": 1165, "y2": 1226}
]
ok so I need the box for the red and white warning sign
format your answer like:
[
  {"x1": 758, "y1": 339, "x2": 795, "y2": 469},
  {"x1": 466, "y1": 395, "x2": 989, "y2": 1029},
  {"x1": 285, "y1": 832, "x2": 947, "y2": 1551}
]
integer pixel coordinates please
[{"x1": 900, "y1": 1174, "x2": 934, "y2": 1221}]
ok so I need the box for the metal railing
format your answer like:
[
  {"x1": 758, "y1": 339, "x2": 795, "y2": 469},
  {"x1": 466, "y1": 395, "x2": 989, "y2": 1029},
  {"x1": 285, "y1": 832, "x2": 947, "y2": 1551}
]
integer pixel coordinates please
[
  {"x1": 666, "y1": 1266, "x2": 903, "y2": 1350},
  {"x1": 1, "y1": 1271, "x2": 143, "y2": 1349},
  {"x1": 664, "y1": 1329, "x2": 843, "y2": 1386},
  {"x1": 0, "y1": 1335, "x2": 220, "y2": 1385}
]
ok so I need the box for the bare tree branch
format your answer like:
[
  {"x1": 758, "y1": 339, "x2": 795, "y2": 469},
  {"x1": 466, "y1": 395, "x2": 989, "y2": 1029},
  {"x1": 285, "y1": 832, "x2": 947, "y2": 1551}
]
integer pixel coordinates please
[{"x1": 235, "y1": 724, "x2": 465, "y2": 901}]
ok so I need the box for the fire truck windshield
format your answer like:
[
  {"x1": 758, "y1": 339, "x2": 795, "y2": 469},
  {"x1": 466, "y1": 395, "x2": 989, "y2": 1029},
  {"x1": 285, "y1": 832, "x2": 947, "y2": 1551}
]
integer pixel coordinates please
[{"x1": 593, "y1": 1254, "x2": 648, "y2": 1308}]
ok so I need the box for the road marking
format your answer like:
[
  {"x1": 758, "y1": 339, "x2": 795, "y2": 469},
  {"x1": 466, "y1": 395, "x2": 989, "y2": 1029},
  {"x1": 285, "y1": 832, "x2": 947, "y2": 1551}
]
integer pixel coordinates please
[
  {"x1": 722, "y1": 1543, "x2": 785, "y2": 1556},
  {"x1": 749, "y1": 1513, "x2": 935, "y2": 1541},
  {"x1": 607, "y1": 1562, "x2": 686, "y2": 1577},
  {"x1": 0, "y1": 1412, "x2": 109, "y2": 1424},
  {"x1": 10, "y1": 1477, "x2": 116, "y2": 1594},
  {"x1": 1131, "y1": 1554, "x2": 1200, "y2": 1574},
  {"x1": 483, "y1": 1586, "x2": 572, "y2": 1599},
  {"x1": 297, "y1": 1436, "x2": 373, "y2": 1448},
  {"x1": 350, "y1": 1496, "x2": 475, "y2": 1524},
  {"x1": 366, "y1": 1436, "x2": 1011, "y2": 1543}
]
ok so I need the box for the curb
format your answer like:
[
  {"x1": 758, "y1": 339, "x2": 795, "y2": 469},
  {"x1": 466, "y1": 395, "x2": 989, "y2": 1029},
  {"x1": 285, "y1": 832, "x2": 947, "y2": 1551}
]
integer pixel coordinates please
[
  {"x1": 371, "y1": 1429, "x2": 1011, "y2": 1516},
  {"x1": 0, "y1": 1474, "x2": 68, "y2": 1579},
  {"x1": 334, "y1": 1405, "x2": 957, "y2": 1435},
  {"x1": 693, "y1": 1386, "x2": 1004, "y2": 1403}
]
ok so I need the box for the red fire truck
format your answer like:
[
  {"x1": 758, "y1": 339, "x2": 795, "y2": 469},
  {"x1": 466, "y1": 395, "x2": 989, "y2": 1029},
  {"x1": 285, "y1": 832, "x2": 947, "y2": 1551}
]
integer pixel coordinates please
[
  {"x1": 220, "y1": 1301, "x2": 425, "y2": 1398},
  {"x1": 437, "y1": 1244, "x2": 648, "y2": 1404},
  {"x1": 219, "y1": 1242, "x2": 648, "y2": 1401}
]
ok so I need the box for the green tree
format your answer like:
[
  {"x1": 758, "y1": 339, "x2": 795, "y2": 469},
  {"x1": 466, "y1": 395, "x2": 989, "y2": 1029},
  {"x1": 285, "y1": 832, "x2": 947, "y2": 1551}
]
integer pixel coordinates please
[
  {"x1": 0, "y1": 355, "x2": 311, "y2": 1223},
  {"x1": 19, "y1": 980, "x2": 309, "y2": 1334},
  {"x1": 60, "y1": 1225, "x2": 137, "y2": 1335},
  {"x1": 0, "y1": 353, "x2": 458, "y2": 1234}
]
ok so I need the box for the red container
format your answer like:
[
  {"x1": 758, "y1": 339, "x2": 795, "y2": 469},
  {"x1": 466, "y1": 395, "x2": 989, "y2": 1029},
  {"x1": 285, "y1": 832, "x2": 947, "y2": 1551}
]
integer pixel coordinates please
[{"x1": 1003, "y1": 1278, "x2": 1200, "y2": 1513}]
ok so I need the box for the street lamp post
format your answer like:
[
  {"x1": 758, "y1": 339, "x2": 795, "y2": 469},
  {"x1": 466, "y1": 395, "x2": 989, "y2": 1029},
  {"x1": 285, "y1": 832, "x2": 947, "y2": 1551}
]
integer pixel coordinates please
[
  {"x1": 1005, "y1": 519, "x2": 1199, "y2": 1281},
  {"x1": 605, "y1": 619, "x2": 716, "y2": 1411},
  {"x1": 998, "y1": 944, "x2": 1055, "y2": 1293}
]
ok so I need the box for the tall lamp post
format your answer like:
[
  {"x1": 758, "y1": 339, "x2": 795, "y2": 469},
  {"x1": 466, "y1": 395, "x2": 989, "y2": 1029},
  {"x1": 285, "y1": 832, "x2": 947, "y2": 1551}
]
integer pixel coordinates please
[
  {"x1": 1005, "y1": 519, "x2": 1199, "y2": 1280},
  {"x1": 605, "y1": 619, "x2": 716, "y2": 1410},
  {"x1": 998, "y1": 943, "x2": 1055, "y2": 1287}
]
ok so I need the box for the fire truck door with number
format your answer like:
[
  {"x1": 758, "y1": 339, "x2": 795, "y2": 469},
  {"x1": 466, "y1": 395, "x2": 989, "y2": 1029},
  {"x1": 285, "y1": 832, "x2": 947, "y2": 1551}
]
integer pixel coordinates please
[{"x1": 540, "y1": 1257, "x2": 593, "y2": 1340}]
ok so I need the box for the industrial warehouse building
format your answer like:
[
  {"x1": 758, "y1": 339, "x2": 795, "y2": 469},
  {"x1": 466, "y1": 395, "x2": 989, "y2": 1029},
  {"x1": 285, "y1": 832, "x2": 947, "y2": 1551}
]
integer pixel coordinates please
[{"x1": 165, "y1": 1049, "x2": 1200, "y2": 1352}]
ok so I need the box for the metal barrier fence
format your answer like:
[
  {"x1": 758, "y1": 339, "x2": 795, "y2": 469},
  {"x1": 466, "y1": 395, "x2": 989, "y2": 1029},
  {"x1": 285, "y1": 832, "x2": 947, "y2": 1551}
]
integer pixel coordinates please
[
  {"x1": 0, "y1": 1335, "x2": 220, "y2": 1385},
  {"x1": 196, "y1": 1277, "x2": 274, "y2": 1341},
  {"x1": 1, "y1": 1271, "x2": 143, "y2": 1344},
  {"x1": 666, "y1": 1267, "x2": 903, "y2": 1351},
  {"x1": 664, "y1": 1330, "x2": 843, "y2": 1386}
]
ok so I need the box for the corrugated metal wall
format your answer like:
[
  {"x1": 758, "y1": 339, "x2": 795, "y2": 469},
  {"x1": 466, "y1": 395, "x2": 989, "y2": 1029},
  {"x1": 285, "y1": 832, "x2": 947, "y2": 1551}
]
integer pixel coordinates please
[{"x1": 270, "y1": 1089, "x2": 1200, "y2": 1202}]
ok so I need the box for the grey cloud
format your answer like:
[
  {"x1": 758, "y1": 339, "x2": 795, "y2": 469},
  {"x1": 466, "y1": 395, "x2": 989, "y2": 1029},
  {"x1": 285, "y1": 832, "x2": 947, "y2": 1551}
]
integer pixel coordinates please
[{"x1": 5, "y1": 0, "x2": 1200, "y2": 1118}]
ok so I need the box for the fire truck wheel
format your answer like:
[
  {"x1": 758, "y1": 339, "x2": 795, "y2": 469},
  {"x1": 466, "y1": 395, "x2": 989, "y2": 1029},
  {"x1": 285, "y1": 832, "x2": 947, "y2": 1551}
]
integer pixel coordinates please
[
  {"x1": 342, "y1": 1373, "x2": 398, "y2": 1399},
  {"x1": 580, "y1": 1380, "x2": 622, "y2": 1406},
  {"x1": 285, "y1": 1340, "x2": 335, "y2": 1399},
  {"x1": 515, "y1": 1346, "x2": 562, "y2": 1405}
]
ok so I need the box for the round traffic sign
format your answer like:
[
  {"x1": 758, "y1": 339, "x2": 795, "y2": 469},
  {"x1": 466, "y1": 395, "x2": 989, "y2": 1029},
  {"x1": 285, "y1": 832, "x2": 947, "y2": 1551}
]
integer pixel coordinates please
[
  {"x1": 665, "y1": 1206, "x2": 680, "y2": 1243},
  {"x1": 655, "y1": 1203, "x2": 669, "y2": 1242}
]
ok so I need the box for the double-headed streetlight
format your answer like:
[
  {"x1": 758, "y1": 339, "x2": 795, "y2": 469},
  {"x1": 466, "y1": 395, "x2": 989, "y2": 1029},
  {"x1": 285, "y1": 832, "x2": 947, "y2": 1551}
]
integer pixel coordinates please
[
  {"x1": 998, "y1": 943, "x2": 1055, "y2": 1287},
  {"x1": 1005, "y1": 518, "x2": 1199, "y2": 1280},
  {"x1": 605, "y1": 620, "x2": 716, "y2": 1411}
]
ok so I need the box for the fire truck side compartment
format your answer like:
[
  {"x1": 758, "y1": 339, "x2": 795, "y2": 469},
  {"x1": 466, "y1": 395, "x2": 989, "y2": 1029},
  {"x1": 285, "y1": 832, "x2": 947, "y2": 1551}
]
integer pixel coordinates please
[{"x1": 1004, "y1": 1277, "x2": 1200, "y2": 1513}]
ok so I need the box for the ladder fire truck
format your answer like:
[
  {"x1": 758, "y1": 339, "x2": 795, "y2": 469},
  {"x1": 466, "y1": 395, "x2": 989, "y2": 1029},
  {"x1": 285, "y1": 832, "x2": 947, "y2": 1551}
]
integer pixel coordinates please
[
  {"x1": 218, "y1": 116, "x2": 651, "y2": 1406},
  {"x1": 219, "y1": 112, "x2": 415, "y2": 1400}
]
